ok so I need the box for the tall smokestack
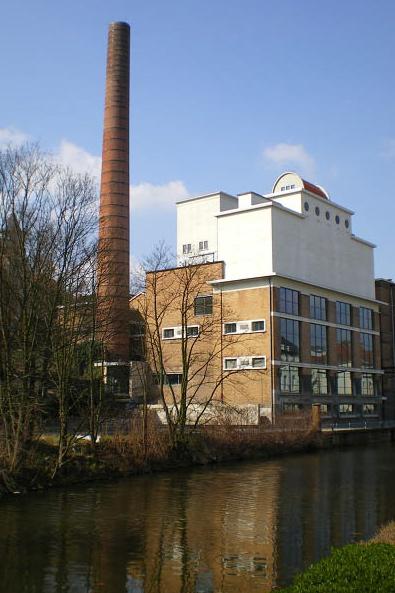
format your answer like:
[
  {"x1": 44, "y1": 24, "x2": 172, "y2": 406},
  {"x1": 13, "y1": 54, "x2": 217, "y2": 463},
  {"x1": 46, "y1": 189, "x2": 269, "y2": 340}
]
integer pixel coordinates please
[{"x1": 98, "y1": 22, "x2": 130, "y2": 362}]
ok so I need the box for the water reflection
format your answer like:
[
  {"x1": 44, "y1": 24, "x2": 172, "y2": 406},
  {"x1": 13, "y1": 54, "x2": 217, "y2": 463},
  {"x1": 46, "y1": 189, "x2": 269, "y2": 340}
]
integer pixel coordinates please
[{"x1": 1, "y1": 444, "x2": 395, "y2": 592}]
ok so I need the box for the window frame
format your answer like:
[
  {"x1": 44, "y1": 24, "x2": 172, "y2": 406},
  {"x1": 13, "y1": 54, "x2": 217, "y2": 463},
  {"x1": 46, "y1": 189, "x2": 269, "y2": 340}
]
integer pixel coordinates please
[
  {"x1": 194, "y1": 295, "x2": 213, "y2": 316},
  {"x1": 223, "y1": 355, "x2": 267, "y2": 371},
  {"x1": 280, "y1": 318, "x2": 300, "y2": 362},
  {"x1": 223, "y1": 319, "x2": 266, "y2": 335},
  {"x1": 279, "y1": 287, "x2": 299, "y2": 316},
  {"x1": 309, "y1": 295, "x2": 327, "y2": 321},
  {"x1": 279, "y1": 365, "x2": 300, "y2": 393},
  {"x1": 162, "y1": 325, "x2": 200, "y2": 340},
  {"x1": 336, "y1": 301, "x2": 351, "y2": 325}
]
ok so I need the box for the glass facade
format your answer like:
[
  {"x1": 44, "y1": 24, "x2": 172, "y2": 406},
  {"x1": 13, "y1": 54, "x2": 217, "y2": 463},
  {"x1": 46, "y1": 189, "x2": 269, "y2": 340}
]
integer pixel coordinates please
[
  {"x1": 337, "y1": 370, "x2": 352, "y2": 395},
  {"x1": 360, "y1": 307, "x2": 373, "y2": 330},
  {"x1": 360, "y1": 333, "x2": 374, "y2": 368},
  {"x1": 310, "y1": 324, "x2": 327, "y2": 364},
  {"x1": 311, "y1": 369, "x2": 328, "y2": 395},
  {"x1": 279, "y1": 287, "x2": 299, "y2": 315},
  {"x1": 361, "y1": 373, "x2": 375, "y2": 396},
  {"x1": 336, "y1": 301, "x2": 351, "y2": 325},
  {"x1": 336, "y1": 328, "x2": 352, "y2": 367},
  {"x1": 310, "y1": 295, "x2": 326, "y2": 320},
  {"x1": 280, "y1": 318, "x2": 300, "y2": 361},
  {"x1": 280, "y1": 365, "x2": 300, "y2": 393}
]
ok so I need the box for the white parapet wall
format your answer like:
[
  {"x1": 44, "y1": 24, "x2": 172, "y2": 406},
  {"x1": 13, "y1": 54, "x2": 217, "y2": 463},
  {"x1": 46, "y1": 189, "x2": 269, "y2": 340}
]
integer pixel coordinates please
[{"x1": 147, "y1": 402, "x2": 270, "y2": 426}]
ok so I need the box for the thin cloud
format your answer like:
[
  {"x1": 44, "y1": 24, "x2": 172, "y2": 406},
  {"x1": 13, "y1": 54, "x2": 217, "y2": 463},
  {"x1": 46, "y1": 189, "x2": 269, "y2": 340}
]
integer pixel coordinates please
[
  {"x1": 263, "y1": 143, "x2": 315, "y2": 177},
  {"x1": 0, "y1": 127, "x2": 30, "y2": 148}
]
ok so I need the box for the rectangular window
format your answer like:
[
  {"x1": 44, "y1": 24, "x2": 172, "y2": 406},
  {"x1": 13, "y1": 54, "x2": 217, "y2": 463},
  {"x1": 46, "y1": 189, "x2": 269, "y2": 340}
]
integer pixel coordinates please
[
  {"x1": 280, "y1": 365, "x2": 300, "y2": 393},
  {"x1": 283, "y1": 403, "x2": 303, "y2": 413},
  {"x1": 310, "y1": 295, "x2": 327, "y2": 321},
  {"x1": 223, "y1": 320, "x2": 265, "y2": 335},
  {"x1": 337, "y1": 371, "x2": 352, "y2": 395},
  {"x1": 336, "y1": 301, "x2": 351, "y2": 325},
  {"x1": 361, "y1": 373, "x2": 375, "y2": 396},
  {"x1": 224, "y1": 322, "x2": 237, "y2": 334},
  {"x1": 194, "y1": 295, "x2": 213, "y2": 315},
  {"x1": 167, "y1": 373, "x2": 183, "y2": 386},
  {"x1": 280, "y1": 318, "x2": 300, "y2": 362},
  {"x1": 182, "y1": 243, "x2": 192, "y2": 255},
  {"x1": 186, "y1": 326, "x2": 199, "y2": 337},
  {"x1": 360, "y1": 333, "x2": 374, "y2": 368},
  {"x1": 320, "y1": 404, "x2": 329, "y2": 415},
  {"x1": 251, "y1": 357, "x2": 266, "y2": 368},
  {"x1": 360, "y1": 307, "x2": 373, "y2": 330},
  {"x1": 224, "y1": 358, "x2": 237, "y2": 370},
  {"x1": 251, "y1": 320, "x2": 265, "y2": 332},
  {"x1": 336, "y1": 328, "x2": 352, "y2": 367},
  {"x1": 223, "y1": 356, "x2": 266, "y2": 371},
  {"x1": 311, "y1": 369, "x2": 328, "y2": 395},
  {"x1": 310, "y1": 324, "x2": 327, "y2": 364},
  {"x1": 279, "y1": 287, "x2": 299, "y2": 315},
  {"x1": 163, "y1": 328, "x2": 174, "y2": 339},
  {"x1": 363, "y1": 403, "x2": 377, "y2": 415},
  {"x1": 198, "y1": 240, "x2": 209, "y2": 251},
  {"x1": 339, "y1": 403, "x2": 354, "y2": 415}
]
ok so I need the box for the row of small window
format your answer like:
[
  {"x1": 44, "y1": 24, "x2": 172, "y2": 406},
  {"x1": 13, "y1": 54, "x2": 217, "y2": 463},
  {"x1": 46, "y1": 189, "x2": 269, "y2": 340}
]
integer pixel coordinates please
[
  {"x1": 163, "y1": 325, "x2": 200, "y2": 340},
  {"x1": 283, "y1": 403, "x2": 378, "y2": 416},
  {"x1": 279, "y1": 366, "x2": 378, "y2": 396},
  {"x1": 280, "y1": 287, "x2": 374, "y2": 329},
  {"x1": 224, "y1": 320, "x2": 265, "y2": 334},
  {"x1": 182, "y1": 241, "x2": 209, "y2": 254},
  {"x1": 303, "y1": 201, "x2": 350, "y2": 228},
  {"x1": 280, "y1": 184, "x2": 296, "y2": 191},
  {"x1": 281, "y1": 318, "x2": 375, "y2": 368},
  {"x1": 223, "y1": 356, "x2": 266, "y2": 370}
]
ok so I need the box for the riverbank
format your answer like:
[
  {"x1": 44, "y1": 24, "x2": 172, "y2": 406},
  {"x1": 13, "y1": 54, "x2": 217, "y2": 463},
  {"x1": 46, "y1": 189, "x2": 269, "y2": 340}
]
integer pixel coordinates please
[
  {"x1": 276, "y1": 522, "x2": 395, "y2": 592},
  {"x1": 1, "y1": 424, "x2": 394, "y2": 498},
  {"x1": 0, "y1": 424, "x2": 317, "y2": 497}
]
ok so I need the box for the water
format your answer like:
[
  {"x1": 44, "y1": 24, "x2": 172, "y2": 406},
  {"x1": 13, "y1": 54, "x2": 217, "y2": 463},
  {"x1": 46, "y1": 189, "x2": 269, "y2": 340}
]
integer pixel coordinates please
[{"x1": 1, "y1": 443, "x2": 395, "y2": 592}]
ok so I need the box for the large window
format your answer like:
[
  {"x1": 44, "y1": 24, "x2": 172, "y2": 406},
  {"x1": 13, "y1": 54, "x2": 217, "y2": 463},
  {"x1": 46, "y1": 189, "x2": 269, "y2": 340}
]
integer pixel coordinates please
[
  {"x1": 311, "y1": 369, "x2": 328, "y2": 395},
  {"x1": 310, "y1": 324, "x2": 327, "y2": 364},
  {"x1": 280, "y1": 318, "x2": 300, "y2": 362},
  {"x1": 361, "y1": 373, "x2": 375, "y2": 396},
  {"x1": 279, "y1": 287, "x2": 299, "y2": 315},
  {"x1": 310, "y1": 295, "x2": 327, "y2": 321},
  {"x1": 336, "y1": 328, "x2": 352, "y2": 367},
  {"x1": 279, "y1": 365, "x2": 300, "y2": 393},
  {"x1": 194, "y1": 295, "x2": 213, "y2": 315},
  {"x1": 337, "y1": 370, "x2": 352, "y2": 395},
  {"x1": 360, "y1": 333, "x2": 374, "y2": 368},
  {"x1": 360, "y1": 307, "x2": 373, "y2": 330},
  {"x1": 336, "y1": 301, "x2": 351, "y2": 325}
]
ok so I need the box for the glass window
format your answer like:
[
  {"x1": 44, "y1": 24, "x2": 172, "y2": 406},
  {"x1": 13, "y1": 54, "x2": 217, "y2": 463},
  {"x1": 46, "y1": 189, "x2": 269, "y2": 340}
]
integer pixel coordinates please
[
  {"x1": 360, "y1": 307, "x2": 373, "y2": 330},
  {"x1": 252, "y1": 357, "x2": 266, "y2": 368},
  {"x1": 224, "y1": 358, "x2": 237, "y2": 370},
  {"x1": 337, "y1": 371, "x2": 352, "y2": 395},
  {"x1": 224, "y1": 322, "x2": 237, "y2": 334},
  {"x1": 186, "y1": 326, "x2": 199, "y2": 337},
  {"x1": 163, "y1": 328, "x2": 174, "y2": 339},
  {"x1": 363, "y1": 403, "x2": 377, "y2": 415},
  {"x1": 310, "y1": 295, "x2": 326, "y2": 320},
  {"x1": 360, "y1": 333, "x2": 374, "y2": 368},
  {"x1": 310, "y1": 324, "x2": 327, "y2": 363},
  {"x1": 280, "y1": 318, "x2": 300, "y2": 362},
  {"x1": 336, "y1": 328, "x2": 352, "y2": 367},
  {"x1": 279, "y1": 287, "x2": 299, "y2": 315},
  {"x1": 280, "y1": 365, "x2": 300, "y2": 393},
  {"x1": 167, "y1": 373, "x2": 183, "y2": 386},
  {"x1": 336, "y1": 301, "x2": 351, "y2": 325},
  {"x1": 320, "y1": 404, "x2": 329, "y2": 415},
  {"x1": 194, "y1": 295, "x2": 213, "y2": 315},
  {"x1": 182, "y1": 244, "x2": 192, "y2": 254},
  {"x1": 199, "y1": 240, "x2": 208, "y2": 251},
  {"x1": 311, "y1": 369, "x2": 328, "y2": 395},
  {"x1": 361, "y1": 373, "x2": 375, "y2": 396},
  {"x1": 339, "y1": 403, "x2": 353, "y2": 414},
  {"x1": 283, "y1": 403, "x2": 303, "y2": 413},
  {"x1": 251, "y1": 320, "x2": 265, "y2": 332}
]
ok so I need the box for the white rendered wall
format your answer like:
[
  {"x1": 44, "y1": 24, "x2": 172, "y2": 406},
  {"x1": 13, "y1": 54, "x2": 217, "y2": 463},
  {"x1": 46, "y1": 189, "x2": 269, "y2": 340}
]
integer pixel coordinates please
[
  {"x1": 217, "y1": 207, "x2": 274, "y2": 279},
  {"x1": 271, "y1": 203, "x2": 375, "y2": 299}
]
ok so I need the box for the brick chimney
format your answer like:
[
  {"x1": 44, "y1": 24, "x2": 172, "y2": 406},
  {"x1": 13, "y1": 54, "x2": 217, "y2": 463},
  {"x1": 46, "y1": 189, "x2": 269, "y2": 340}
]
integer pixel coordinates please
[{"x1": 98, "y1": 22, "x2": 130, "y2": 362}]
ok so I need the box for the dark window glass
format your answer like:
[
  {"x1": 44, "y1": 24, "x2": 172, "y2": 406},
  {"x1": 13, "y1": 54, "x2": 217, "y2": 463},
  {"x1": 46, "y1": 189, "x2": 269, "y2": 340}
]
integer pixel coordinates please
[
  {"x1": 279, "y1": 287, "x2": 299, "y2": 315},
  {"x1": 336, "y1": 301, "x2": 351, "y2": 325},
  {"x1": 279, "y1": 365, "x2": 300, "y2": 393},
  {"x1": 194, "y1": 295, "x2": 213, "y2": 315},
  {"x1": 363, "y1": 403, "x2": 377, "y2": 415},
  {"x1": 311, "y1": 369, "x2": 328, "y2": 395},
  {"x1": 186, "y1": 326, "x2": 199, "y2": 337},
  {"x1": 337, "y1": 371, "x2": 352, "y2": 395},
  {"x1": 325, "y1": 211, "x2": 330, "y2": 220},
  {"x1": 304, "y1": 201, "x2": 309, "y2": 211},
  {"x1": 167, "y1": 373, "x2": 183, "y2": 385},
  {"x1": 336, "y1": 328, "x2": 352, "y2": 367},
  {"x1": 345, "y1": 219, "x2": 350, "y2": 229},
  {"x1": 335, "y1": 215, "x2": 340, "y2": 224},
  {"x1": 283, "y1": 403, "x2": 303, "y2": 413},
  {"x1": 310, "y1": 324, "x2": 327, "y2": 363},
  {"x1": 360, "y1": 333, "x2": 374, "y2": 368},
  {"x1": 280, "y1": 318, "x2": 300, "y2": 362},
  {"x1": 163, "y1": 328, "x2": 174, "y2": 339},
  {"x1": 251, "y1": 320, "x2": 265, "y2": 332},
  {"x1": 315, "y1": 206, "x2": 320, "y2": 216},
  {"x1": 360, "y1": 307, "x2": 373, "y2": 330},
  {"x1": 310, "y1": 295, "x2": 327, "y2": 320},
  {"x1": 361, "y1": 373, "x2": 375, "y2": 396},
  {"x1": 224, "y1": 322, "x2": 237, "y2": 334}
]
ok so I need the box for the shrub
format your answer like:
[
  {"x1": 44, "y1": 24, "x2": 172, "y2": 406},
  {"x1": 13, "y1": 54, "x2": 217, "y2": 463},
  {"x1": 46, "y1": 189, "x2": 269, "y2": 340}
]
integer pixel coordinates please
[{"x1": 278, "y1": 543, "x2": 395, "y2": 593}]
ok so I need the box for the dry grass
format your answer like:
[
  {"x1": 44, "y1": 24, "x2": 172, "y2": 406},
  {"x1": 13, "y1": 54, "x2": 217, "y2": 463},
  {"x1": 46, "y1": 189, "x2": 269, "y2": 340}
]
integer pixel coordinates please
[{"x1": 369, "y1": 522, "x2": 395, "y2": 545}]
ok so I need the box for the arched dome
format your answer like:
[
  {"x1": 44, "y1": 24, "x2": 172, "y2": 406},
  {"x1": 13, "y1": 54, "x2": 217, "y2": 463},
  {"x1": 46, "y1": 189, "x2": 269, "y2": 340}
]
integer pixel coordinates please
[{"x1": 272, "y1": 172, "x2": 329, "y2": 199}]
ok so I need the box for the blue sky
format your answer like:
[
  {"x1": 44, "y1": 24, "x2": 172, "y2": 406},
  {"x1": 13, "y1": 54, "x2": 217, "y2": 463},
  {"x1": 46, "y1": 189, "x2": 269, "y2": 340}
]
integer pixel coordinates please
[{"x1": 1, "y1": 0, "x2": 394, "y2": 277}]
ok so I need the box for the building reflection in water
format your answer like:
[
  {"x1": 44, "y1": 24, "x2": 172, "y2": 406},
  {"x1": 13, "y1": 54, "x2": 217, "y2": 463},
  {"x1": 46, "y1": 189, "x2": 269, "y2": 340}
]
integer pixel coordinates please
[{"x1": 1, "y1": 444, "x2": 395, "y2": 592}]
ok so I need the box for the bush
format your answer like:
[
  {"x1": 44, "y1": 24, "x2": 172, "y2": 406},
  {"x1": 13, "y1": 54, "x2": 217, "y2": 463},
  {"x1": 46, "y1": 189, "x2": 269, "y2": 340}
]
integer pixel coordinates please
[{"x1": 278, "y1": 543, "x2": 395, "y2": 593}]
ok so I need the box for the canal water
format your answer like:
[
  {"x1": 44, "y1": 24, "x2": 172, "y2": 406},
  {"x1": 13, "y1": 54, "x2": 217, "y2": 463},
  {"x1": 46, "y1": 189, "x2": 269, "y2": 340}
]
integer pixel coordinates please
[{"x1": 1, "y1": 443, "x2": 395, "y2": 592}]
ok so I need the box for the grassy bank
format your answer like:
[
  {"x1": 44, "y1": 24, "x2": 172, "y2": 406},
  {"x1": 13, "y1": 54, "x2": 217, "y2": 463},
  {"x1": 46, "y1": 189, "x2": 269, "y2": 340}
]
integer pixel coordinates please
[
  {"x1": 0, "y1": 422, "x2": 316, "y2": 497},
  {"x1": 276, "y1": 522, "x2": 395, "y2": 593}
]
